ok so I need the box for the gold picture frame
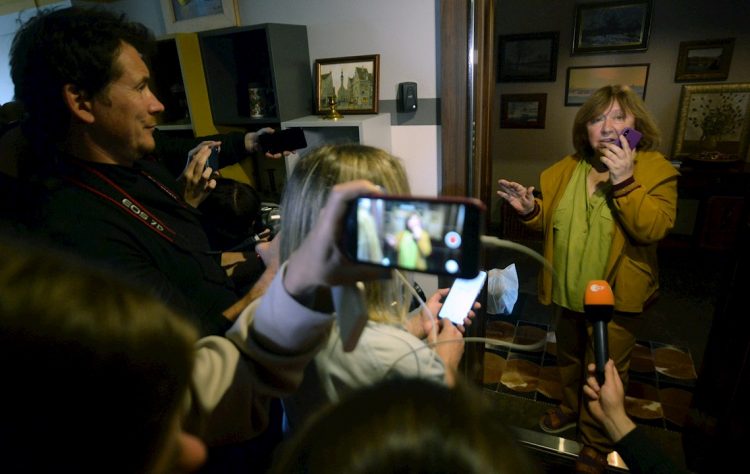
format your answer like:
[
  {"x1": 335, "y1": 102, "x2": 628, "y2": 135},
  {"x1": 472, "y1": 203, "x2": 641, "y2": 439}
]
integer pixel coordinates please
[
  {"x1": 314, "y1": 55, "x2": 380, "y2": 115},
  {"x1": 160, "y1": 0, "x2": 239, "y2": 34},
  {"x1": 671, "y1": 83, "x2": 750, "y2": 159}
]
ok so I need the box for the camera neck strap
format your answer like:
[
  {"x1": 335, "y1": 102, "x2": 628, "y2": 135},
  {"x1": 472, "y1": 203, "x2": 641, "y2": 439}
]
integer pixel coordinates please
[{"x1": 63, "y1": 160, "x2": 182, "y2": 245}]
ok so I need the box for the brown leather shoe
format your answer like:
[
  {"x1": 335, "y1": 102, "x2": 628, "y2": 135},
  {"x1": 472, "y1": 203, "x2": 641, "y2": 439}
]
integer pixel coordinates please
[
  {"x1": 539, "y1": 406, "x2": 577, "y2": 433},
  {"x1": 575, "y1": 446, "x2": 608, "y2": 474}
]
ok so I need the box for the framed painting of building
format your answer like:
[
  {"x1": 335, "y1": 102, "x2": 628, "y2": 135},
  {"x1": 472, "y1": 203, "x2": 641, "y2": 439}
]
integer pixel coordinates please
[{"x1": 315, "y1": 55, "x2": 380, "y2": 114}]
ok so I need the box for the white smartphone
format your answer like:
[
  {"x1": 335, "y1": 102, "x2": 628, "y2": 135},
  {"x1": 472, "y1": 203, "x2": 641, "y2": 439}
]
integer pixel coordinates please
[{"x1": 438, "y1": 270, "x2": 487, "y2": 325}]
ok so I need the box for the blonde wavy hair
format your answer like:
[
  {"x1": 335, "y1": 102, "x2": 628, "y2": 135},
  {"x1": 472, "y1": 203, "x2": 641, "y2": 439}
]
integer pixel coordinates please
[{"x1": 280, "y1": 144, "x2": 413, "y2": 325}]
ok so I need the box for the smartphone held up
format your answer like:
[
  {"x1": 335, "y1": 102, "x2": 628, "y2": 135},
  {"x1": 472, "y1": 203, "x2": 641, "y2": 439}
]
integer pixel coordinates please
[
  {"x1": 341, "y1": 194, "x2": 485, "y2": 279},
  {"x1": 617, "y1": 127, "x2": 642, "y2": 149},
  {"x1": 257, "y1": 127, "x2": 308, "y2": 154},
  {"x1": 438, "y1": 270, "x2": 488, "y2": 325},
  {"x1": 206, "y1": 145, "x2": 220, "y2": 172}
]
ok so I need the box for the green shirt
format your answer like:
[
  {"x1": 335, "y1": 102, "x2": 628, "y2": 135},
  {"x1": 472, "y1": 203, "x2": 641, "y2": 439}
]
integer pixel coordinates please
[
  {"x1": 395, "y1": 230, "x2": 431, "y2": 271},
  {"x1": 551, "y1": 160, "x2": 614, "y2": 312}
]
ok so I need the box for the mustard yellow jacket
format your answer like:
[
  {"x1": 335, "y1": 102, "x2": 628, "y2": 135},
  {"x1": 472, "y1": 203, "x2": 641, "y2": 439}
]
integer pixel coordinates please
[{"x1": 522, "y1": 152, "x2": 679, "y2": 312}]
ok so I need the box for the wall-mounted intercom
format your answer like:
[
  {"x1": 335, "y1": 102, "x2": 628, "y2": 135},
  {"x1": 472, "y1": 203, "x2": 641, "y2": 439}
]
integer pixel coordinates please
[{"x1": 397, "y1": 81, "x2": 418, "y2": 112}]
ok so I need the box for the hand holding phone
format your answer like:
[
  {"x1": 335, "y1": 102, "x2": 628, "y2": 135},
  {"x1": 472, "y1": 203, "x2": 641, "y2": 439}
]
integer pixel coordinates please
[
  {"x1": 257, "y1": 127, "x2": 308, "y2": 154},
  {"x1": 438, "y1": 270, "x2": 487, "y2": 325},
  {"x1": 341, "y1": 194, "x2": 485, "y2": 278},
  {"x1": 206, "y1": 145, "x2": 220, "y2": 171},
  {"x1": 617, "y1": 127, "x2": 642, "y2": 149}
]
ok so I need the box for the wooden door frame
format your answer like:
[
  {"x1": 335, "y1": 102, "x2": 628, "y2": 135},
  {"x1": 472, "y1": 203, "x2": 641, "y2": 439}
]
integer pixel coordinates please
[
  {"x1": 440, "y1": 0, "x2": 495, "y2": 383},
  {"x1": 439, "y1": 0, "x2": 494, "y2": 203}
]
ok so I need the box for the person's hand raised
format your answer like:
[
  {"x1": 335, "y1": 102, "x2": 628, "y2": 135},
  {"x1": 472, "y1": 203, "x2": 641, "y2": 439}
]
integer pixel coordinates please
[
  {"x1": 497, "y1": 179, "x2": 535, "y2": 215},
  {"x1": 180, "y1": 141, "x2": 219, "y2": 207},
  {"x1": 282, "y1": 180, "x2": 390, "y2": 304}
]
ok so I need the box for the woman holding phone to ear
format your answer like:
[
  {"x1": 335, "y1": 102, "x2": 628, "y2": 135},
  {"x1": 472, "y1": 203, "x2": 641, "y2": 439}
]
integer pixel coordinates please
[{"x1": 497, "y1": 85, "x2": 679, "y2": 474}]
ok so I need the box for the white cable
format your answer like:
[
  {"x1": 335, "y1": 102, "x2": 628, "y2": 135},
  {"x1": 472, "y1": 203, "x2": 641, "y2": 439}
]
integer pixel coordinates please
[
  {"x1": 341, "y1": 236, "x2": 555, "y2": 389},
  {"x1": 384, "y1": 336, "x2": 548, "y2": 379},
  {"x1": 392, "y1": 269, "x2": 440, "y2": 375},
  {"x1": 327, "y1": 269, "x2": 438, "y2": 396},
  {"x1": 480, "y1": 235, "x2": 556, "y2": 279}
]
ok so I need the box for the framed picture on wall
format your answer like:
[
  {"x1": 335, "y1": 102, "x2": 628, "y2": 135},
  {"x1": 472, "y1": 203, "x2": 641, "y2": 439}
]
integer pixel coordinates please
[
  {"x1": 496, "y1": 32, "x2": 559, "y2": 82},
  {"x1": 160, "y1": 0, "x2": 239, "y2": 34},
  {"x1": 314, "y1": 55, "x2": 380, "y2": 114},
  {"x1": 500, "y1": 93, "x2": 547, "y2": 129},
  {"x1": 572, "y1": 0, "x2": 652, "y2": 55},
  {"x1": 675, "y1": 38, "x2": 735, "y2": 82},
  {"x1": 671, "y1": 83, "x2": 750, "y2": 160},
  {"x1": 565, "y1": 64, "x2": 649, "y2": 106}
]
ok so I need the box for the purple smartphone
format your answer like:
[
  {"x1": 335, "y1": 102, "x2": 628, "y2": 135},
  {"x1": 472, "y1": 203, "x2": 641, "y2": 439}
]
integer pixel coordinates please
[{"x1": 618, "y1": 127, "x2": 642, "y2": 149}]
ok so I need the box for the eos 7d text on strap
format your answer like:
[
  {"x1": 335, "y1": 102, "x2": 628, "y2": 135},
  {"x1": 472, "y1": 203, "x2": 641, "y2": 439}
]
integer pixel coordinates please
[{"x1": 63, "y1": 160, "x2": 179, "y2": 244}]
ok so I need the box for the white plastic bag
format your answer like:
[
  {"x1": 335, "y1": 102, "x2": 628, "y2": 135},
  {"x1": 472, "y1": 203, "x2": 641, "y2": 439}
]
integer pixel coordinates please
[{"x1": 487, "y1": 263, "x2": 519, "y2": 315}]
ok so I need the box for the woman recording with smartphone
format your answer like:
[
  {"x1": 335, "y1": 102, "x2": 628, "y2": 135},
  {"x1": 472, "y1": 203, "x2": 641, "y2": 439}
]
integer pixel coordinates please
[
  {"x1": 277, "y1": 144, "x2": 478, "y2": 432},
  {"x1": 497, "y1": 85, "x2": 679, "y2": 474}
]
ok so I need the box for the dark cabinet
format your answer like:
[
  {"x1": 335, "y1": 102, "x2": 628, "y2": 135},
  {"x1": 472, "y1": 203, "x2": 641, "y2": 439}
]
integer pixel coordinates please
[{"x1": 198, "y1": 23, "x2": 313, "y2": 127}]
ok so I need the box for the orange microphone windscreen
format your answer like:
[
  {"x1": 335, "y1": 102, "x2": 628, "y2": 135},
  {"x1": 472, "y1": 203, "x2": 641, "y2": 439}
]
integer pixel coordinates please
[{"x1": 584, "y1": 280, "x2": 614, "y2": 306}]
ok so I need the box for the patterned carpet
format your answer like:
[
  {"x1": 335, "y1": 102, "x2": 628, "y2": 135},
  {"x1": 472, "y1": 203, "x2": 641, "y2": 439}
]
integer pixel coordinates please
[{"x1": 482, "y1": 318, "x2": 698, "y2": 431}]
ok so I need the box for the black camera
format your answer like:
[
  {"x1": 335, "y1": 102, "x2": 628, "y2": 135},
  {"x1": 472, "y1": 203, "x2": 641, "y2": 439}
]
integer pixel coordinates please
[{"x1": 256, "y1": 203, "x2": 281, "y2": 239}]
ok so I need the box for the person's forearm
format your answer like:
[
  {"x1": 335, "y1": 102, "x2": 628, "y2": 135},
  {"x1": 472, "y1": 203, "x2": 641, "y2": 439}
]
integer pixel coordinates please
[
  {"x1": 223, "y1": 265, "x2": 276, "y2": 321},
  {"x1": 246, "y1": 262, "x2": 335, "y2": 352},
  {"x1": 187, "y1": 274, "x2": 335, "y2": 444},
  {"x1": 602, "y1": 412, "x2": 637, "y2": 443},
  {"x1": 443, "y1": 366, "x2": 457, "y2": 387}
]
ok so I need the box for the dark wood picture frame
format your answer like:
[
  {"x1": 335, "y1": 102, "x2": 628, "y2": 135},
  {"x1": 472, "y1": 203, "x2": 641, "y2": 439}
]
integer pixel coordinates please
[
  {"x1": 497, "y1": 32, "x2": 559, "y2": 83},
  {"x1": 565, "y1": 64, "x2": 649, "y2": 106},
  {"x1": 500, "y1": 93, "x2": 547, "y2": 129},
  {"x1": 314, "y1": 54, "x2": 380, "y2": 115},
  {"x1": 572, "y1": 0, "x2": 652, "y2": 55},
  {"x1": 675, "y1": 38, "x2": 735, "y2": 83}
]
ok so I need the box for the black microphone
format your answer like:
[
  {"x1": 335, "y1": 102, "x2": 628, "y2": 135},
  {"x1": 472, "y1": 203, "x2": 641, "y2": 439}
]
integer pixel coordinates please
[{"x1": 584, "y1": 280, "x2": 614, "y2": 385}]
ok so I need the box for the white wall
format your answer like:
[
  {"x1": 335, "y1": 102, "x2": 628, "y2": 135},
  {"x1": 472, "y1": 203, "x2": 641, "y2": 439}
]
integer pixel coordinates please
[{"x1": 238, "y1": 0, "x2": 438, "y2": 101}]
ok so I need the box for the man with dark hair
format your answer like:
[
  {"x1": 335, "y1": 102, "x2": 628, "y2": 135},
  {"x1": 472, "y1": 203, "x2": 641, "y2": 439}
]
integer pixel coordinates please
[{"x1": 10, "y1": 6, "x2": 268, "y2": 336}]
